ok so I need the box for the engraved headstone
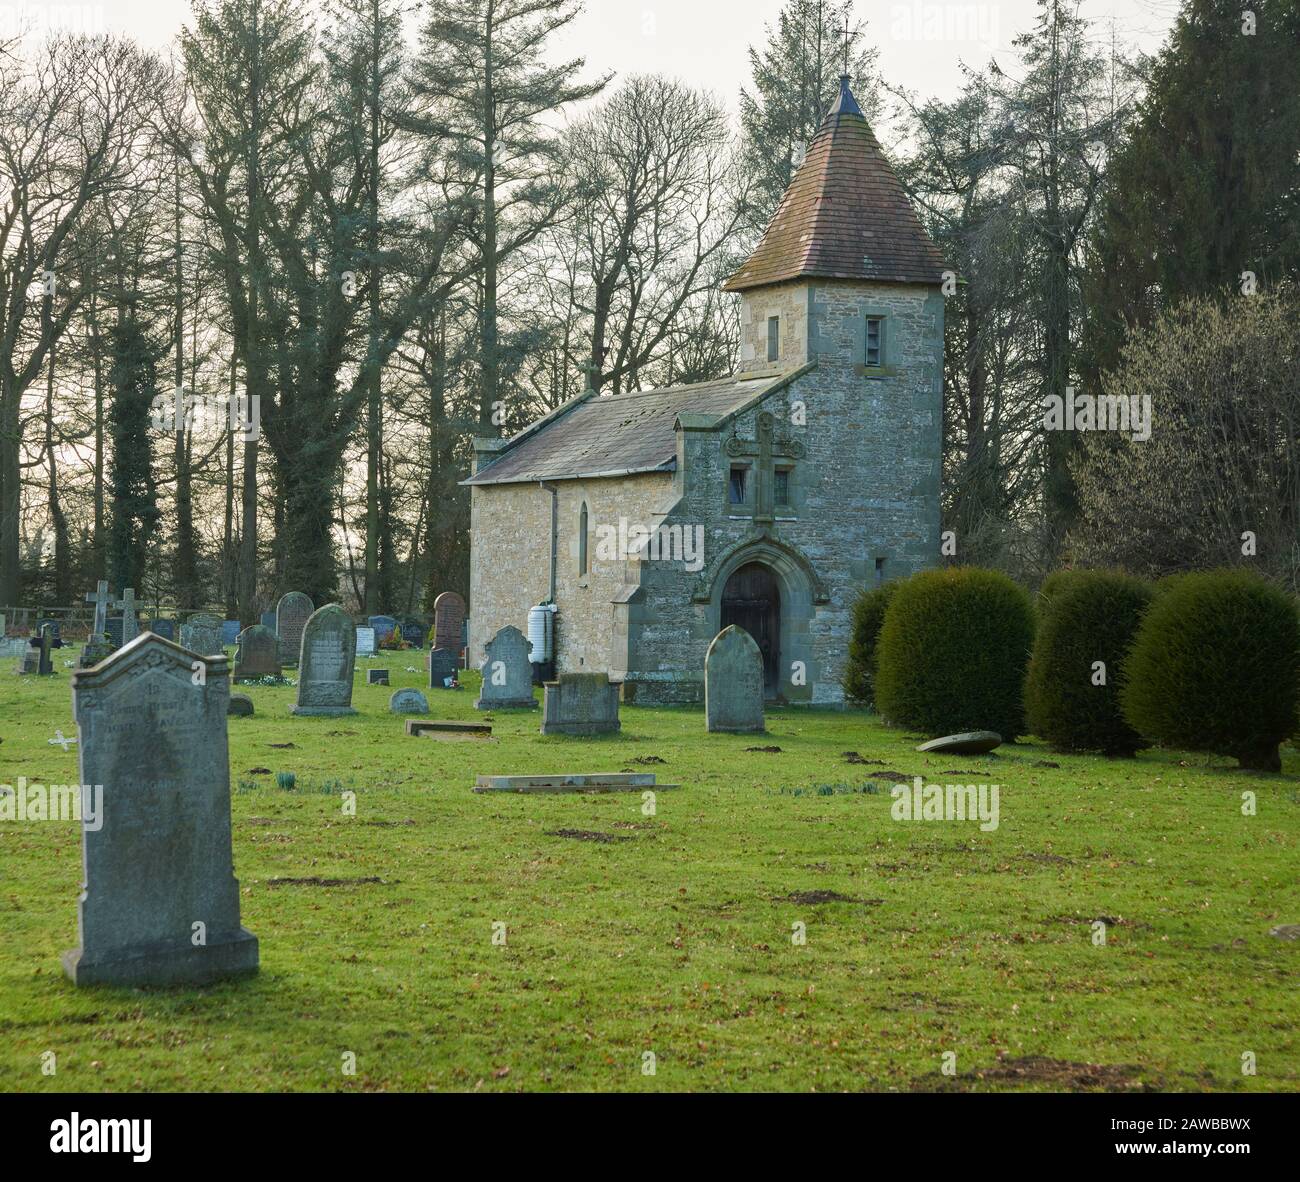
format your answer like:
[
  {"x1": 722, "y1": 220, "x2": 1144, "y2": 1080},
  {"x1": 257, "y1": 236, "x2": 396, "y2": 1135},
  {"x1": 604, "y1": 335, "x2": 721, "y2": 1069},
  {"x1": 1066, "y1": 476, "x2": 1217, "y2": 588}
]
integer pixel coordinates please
[
  {"x1": 292, "y1": 604, "x2": 357, "y2": 716},
  {"x1": 113, "y1": 587, "x2": 139, "y2": 645},
  {"x1": 428, "y1": 646, "x2": 459, "y2": 689},
  {"x1": 705, "y1": 625, "x2": 765, "y2": 733},
  {"x1": 63, "y1": 632, "x2": 259, "y2": 986},
  {"x1": 104, "y1": 617, "x2": 124, "y2": 648},
  {"x1": 180, "y1": 613, "x2": 223, "y2": 656},
  {"x1": 401, "y1": 620, "x2": 426, "y2": 648},
  {"x1": 146, "y1": 618, "x2": 175, "y2": 641},
  {"x1": 276, "y1": 592, "x2": 314, "y2": 666},
  {"x1": 233, "y1": 624, "x2": 280, "y2": 683},
  {"x1": 433, "y1": 592, "x2": 466, "y2": 654},
  {"x1": 541, "y1": 672, "x2": 621, "y2": 736},
  {"x1": 355, "y1": 626, "x2": 376, "y2": 657},
  {"x1": 367, "y1": 668, "x2": 389, "y2": 685},
  {"x1": 476, "y1": 625, "x2": 536, "y2": 710},
  {"x1": 221, "y1": 620, "x2": 242, "y2": 646},
  {"x1": 368, "y1": 615, "x2": 398, "y2": 644},
  {"x1": 389, "y1": 688, "x2": 429, "y2": 714}
]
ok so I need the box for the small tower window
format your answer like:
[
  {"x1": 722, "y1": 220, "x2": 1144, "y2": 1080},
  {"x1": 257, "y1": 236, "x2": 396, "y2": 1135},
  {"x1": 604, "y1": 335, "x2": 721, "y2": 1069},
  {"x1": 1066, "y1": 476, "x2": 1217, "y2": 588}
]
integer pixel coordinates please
[
  {"x1": 774, "y1": 467, "x2": 791, "y2": 507},
  {"x1": 579, "y1": 502, "x2": 589, "y2": 575},
  {"x1": 728, "y1": 465, "x2": 748, "y2": 505},
  {"x1": 866, "y1": 317, "x2": 884, "y2": 367},
  {"x1": 767, "y1": 316, "x2": 780, "y2": 362}
]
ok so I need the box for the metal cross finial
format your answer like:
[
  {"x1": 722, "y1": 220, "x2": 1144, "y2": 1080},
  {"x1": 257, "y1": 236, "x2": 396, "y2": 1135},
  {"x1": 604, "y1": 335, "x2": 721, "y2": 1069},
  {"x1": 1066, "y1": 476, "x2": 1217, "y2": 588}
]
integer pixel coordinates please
[{"x1": 842, "y1": 16, "x2": 855, "y2": 77}]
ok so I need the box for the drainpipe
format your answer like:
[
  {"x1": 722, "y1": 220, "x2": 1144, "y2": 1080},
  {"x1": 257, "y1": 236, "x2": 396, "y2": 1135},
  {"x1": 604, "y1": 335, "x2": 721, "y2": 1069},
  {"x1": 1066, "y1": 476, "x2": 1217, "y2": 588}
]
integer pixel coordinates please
[{"x1": 539, "y1": 481, "x2": 558, "y2": 601}]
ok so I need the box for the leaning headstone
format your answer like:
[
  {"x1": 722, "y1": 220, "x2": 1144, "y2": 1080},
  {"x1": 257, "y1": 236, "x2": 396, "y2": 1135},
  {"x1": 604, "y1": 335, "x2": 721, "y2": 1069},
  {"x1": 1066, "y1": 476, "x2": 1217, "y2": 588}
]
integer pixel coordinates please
[
  {"x1": 367, "y1": 668, "x2": 389, "y2": 686},
  {"x1": 428, "y1": 647, "x2": 459, "y2": 689},
  {"x1": 228, "y1": 693, "x2": 254, "y2": 717},
  {"x1": 221, "y1": 620, "x2": 242, "y2": 646},
  {"x1": 355, "y1": 626, "x2": 376, "y2": 657},
  {"x1": 476, "y1": 625, "x2": 536, "y2": 710},
  {"x1": 705, "y1": 625, "x2": 765, "y2": 733},
  {"x1": 433, "y1": 592, "x2": 466, "y2": 654},
  {"x1": 113, "y1": 587, "x2": 139, "y2": 645},
  {"x1": 291, "y1": 604, "x2": 358, "y2": 716},
  {"x1": 63, "y1": 632, "x2": 259, "y2": 986},
  {"x1": 541, "y1": 672, "x2": 621, "y2": 736},
  {"x1": 233, "y1": 624, "x2": 280, "y2": 683},
  {"x1": 389, "y1": 688, "x2": 429, "y2": 715},
  {"x1": 180, "y1": 613, "x2": 223, "y2": 656},
  {"x1": 915, "y1": 730, "x2": 1002, "y2": 755},
  {"x1": 369, "y1": 615, "x2": 398, "y2": 644},
  {"x1": 276, "y1": 592, "x2": 314, "y2": 666}
]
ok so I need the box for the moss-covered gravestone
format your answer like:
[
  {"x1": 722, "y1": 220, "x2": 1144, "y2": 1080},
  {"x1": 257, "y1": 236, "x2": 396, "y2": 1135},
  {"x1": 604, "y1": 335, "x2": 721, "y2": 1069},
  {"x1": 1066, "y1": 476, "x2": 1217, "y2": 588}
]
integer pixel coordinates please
[
  {"x1": 63, "y1": 632, "x2": 258, "y2": 986},
  {"x1": 291, "y1": 604, "x2": 357, "y2": 716},
  {"x1": 705, "y1": 625, "x2": 765, "y2": 733}
]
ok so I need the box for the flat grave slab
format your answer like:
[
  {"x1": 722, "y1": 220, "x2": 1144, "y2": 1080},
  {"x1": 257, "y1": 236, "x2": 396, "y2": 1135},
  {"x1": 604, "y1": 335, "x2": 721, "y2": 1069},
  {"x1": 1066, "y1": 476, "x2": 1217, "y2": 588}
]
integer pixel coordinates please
[
  {"x1": 406, "y1": 719, "x2": 492, "y2": 740},
  {"x1": 915, "y1": 730, "x2": 1003, "y2": 755},
  {"x1": 473, "y1": 772, "x2": 678, "y2": 794}
]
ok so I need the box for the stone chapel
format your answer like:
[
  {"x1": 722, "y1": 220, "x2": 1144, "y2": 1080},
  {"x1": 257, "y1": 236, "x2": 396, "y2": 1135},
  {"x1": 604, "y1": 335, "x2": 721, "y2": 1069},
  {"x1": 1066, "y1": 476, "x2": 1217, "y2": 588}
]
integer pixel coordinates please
[{"x1": 465, "y1": 76, "x2": 946, "y2": 705}]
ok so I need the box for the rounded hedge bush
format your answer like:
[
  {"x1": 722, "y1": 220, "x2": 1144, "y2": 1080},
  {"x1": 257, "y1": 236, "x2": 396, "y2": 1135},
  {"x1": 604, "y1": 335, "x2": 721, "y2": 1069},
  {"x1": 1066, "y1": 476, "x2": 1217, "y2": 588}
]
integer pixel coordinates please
[
  {"x1": 841, "y1": 580, "x2": 901, "y2": 707},
  {"x1": 1120, "y1": 570, "x2": 1300, "y2": 771},
  {"x1": 875, "y1": 566, "x2": 1036, "y2": 738},
  {"x1": 1024, "y1": 570, "x2": 1154, "y2": 755}
]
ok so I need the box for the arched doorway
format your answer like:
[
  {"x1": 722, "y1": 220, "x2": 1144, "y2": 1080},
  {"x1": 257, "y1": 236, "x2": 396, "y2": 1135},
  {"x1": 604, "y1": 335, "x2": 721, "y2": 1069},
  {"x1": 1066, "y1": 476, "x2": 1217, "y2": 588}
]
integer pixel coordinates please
[{"x1": 721, "y1": 562, "x2": 780, "y2": 697}]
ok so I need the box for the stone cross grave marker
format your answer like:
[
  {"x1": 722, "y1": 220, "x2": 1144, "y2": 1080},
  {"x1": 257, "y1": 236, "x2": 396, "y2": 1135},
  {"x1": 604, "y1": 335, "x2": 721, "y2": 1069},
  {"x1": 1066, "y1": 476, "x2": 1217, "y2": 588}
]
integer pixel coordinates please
[
  {"x1": 113, "y1": 587, "x2": 138, "y2": 645},
  {"x1": 292, "y1": 604, "x2": 358, "y2": 716},
  {"x1": 233, "y1": 624, "x2": 281, "y2": 683},
  {"x1": 63, "y1": 632, "x2": 259, "y2": 986},
  {"x1": 277, "y1": 592, "x2": 314, "y2": 666},
  {"x1": 705, "y1": 625, "x2": 765, "y2": 733},
  {"x1": 433, "y1": 592, "x2": 466, "y2": 653},
  {"x1": 476, "y1": 625, "x2": 536, "y2": 710},
  {"x1": 85, "y1": 580, "x2": 111, "y2": 639}
]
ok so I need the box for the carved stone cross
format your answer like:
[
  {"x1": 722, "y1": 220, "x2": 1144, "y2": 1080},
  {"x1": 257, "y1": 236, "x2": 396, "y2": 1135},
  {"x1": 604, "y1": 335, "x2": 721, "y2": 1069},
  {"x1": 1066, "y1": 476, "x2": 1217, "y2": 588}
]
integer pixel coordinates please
[
  {"x1": 724, "y1": 411, "x2": 805, "y2": 524},
  {"x1": 113, "y1": 586, "x2": 138, "y2": 644},
  {"x1": 85, "y1": 580, "x2": 111, "y2": 638}
]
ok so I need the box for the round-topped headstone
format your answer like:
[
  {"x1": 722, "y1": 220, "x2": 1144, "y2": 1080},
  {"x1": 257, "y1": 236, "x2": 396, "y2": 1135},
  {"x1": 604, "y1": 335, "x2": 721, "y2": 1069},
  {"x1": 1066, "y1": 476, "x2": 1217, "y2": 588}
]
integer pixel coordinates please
[{"x1": 389, "y1": 688, "x2": 429, "y2": 715}]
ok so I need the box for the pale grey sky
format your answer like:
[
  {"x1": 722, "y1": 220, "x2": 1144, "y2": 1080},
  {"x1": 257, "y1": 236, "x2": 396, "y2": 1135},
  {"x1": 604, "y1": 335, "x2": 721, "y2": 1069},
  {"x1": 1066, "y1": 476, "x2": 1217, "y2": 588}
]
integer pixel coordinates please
[{"x1": 3, "y1": 0, "x2": 1181, "y2": 108}]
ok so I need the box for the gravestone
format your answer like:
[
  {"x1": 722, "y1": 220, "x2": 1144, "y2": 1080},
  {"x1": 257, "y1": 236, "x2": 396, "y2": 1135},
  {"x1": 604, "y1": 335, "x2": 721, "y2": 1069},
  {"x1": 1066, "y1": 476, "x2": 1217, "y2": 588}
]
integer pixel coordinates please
[
  {"x1": 389, "y1": 688, "x2": 429, "y2": 714},
  {"x1": 63, "y1": 632, "x2": 259, "y2": 986},
  {"x1": 146, "y1": 618, "x2": 176, "y2": 641},
  {"x1": 84, "y1": 580, "x2": 111, "y2": 639},
  {"x1": 260, "y1": 610, "x2": 277, "y2": 631},
  {"x1": 292, "y1": 604, "x2": 358, "y2": 716},
  {"x1": 228, "y1": 693, "x2": 254, "y2": 717},
  {"x1": 37, "y1": 618, "x2": 63, "y2": 647},
  {"x1": 369, "y1": 615, "x2": 398, "y2": 644},
  {"x1": 475, "y1": 625, "x2": 536, "y2": 710},
  {"x1": 180, "y1": 613, "x2": 223, "y2": 656},
  {"x1": 705, "y1": 625, "x2": 765, "y2": 733},
  {"x1": 541, "y1": 672, "x2": 621, "y2": 736},
  {"x1": 0, "y1": 611, "x2": 5, "y2": 635},
  {"x1": 233, "y1": 624, "x2": 280, "y2": 683},
  {"x1": 915, "y1": 730, "x2": 1002, "y2": 755},
  {"x1": 428, "y1": 647, "x2": 459, "y2": 689},
  {"x1": 367, "y1": 668, "x2": 389, "y2": 685},
  {"x1": 401, "y1": 620, "x2": 426, "y2": 648},
  {"x1": 113, "y1": 587, "x2": 139, "y2": 645},
  {"x1": 104, "y1": 617, "x2": 124, "y2": 648},
  {"x1": 276, "y1": 592, "x2": 314, "y2": 666},
  {"x1": 355, "y1": 626, "x2": 376, "y2": 657},
  {"x1": 19, "y1": 625, "x2": 55, "y2": 675},
  {"x1": 433, "y1": 592, "x2": 466, "y2": 653},
  {"x1": 0, "y1": 636, "x2": 27, "y2": 659},
  {"x1": 221, "y1": 620, "x2": 242, "y2": 646}
]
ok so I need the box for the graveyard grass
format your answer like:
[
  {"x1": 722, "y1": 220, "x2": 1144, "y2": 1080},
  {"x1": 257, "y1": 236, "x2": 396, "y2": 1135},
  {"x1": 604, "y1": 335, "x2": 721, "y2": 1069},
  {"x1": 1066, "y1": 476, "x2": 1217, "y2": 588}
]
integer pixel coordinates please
[{"x1": 1, "y1": 651, "x2": 1297, "y2": 1094}]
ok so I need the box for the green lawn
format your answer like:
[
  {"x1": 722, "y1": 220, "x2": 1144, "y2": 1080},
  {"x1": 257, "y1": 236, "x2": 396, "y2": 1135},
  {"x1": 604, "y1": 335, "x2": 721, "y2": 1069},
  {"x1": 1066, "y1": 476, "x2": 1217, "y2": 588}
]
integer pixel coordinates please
[{"x1": 1, "y1": 647, "x2": 1296, "y2": 1092}]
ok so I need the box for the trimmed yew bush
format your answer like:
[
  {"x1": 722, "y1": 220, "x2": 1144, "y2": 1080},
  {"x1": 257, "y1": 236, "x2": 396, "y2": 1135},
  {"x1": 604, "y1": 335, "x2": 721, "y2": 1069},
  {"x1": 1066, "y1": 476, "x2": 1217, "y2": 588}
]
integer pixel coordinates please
[
  {"x1": 1120, "y1": 570, "x2": 1300, "y2": 771},
  {"x1": 1024, "y1": 570, "x2": 1154, "y2": 755},
  {"x1": 841, "y1": 580, "x2": 901, "y2": 707},
  {"x1": 875, "y1": 567, "x2": 1035, "y2": 738}
]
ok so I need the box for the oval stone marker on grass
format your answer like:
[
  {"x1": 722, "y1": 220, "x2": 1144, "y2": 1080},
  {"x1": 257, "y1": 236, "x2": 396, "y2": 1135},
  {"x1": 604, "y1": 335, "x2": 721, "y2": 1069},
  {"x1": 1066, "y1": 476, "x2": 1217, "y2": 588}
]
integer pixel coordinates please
[
  {"x1": 915, "y1": 730, "x2": 1002, "y2": 755},
  {"x1": 389, "y1": 688, "x2": 429, "y2": 714}
]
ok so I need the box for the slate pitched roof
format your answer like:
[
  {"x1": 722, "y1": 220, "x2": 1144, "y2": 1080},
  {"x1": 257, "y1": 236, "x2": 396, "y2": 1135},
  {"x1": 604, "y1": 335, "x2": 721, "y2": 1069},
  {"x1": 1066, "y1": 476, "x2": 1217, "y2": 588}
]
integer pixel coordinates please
[
  {"x1": 724, "y1": 76, "x2": 947, "y2": 292},
  {"x1": 463, "y1": 370, "x2": 806, "y2": 486}
]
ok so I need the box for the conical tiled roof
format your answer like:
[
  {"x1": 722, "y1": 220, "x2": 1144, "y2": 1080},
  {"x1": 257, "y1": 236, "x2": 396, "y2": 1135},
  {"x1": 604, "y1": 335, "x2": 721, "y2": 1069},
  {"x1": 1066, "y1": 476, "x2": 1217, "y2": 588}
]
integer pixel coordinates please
[{"x1": 724, "y1": 76, "x2": 947, "y2": 291}]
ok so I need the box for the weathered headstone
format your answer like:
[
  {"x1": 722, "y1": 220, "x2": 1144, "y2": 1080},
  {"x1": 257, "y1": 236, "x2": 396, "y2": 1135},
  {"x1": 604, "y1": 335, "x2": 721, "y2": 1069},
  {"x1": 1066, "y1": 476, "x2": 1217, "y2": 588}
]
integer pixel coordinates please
[
  {"x1": 389, "y1": 688, "x2": 429, "y2": 714},
  {"x1": 260, "y1": 610, "x2": 277, "y2": 631},
  {"x1": 428, "y1": 647, "x2": 459, "y2": 689},
  {"x1": 63, "y1": 632, "x2": 259, "y2": 986},
  {"x1": 367, "y1": 668, "x2": 389, "y2": 685},
  {"x1": 180, "y1": 613, "x2": 223, "y2": 656},
  {"x1": 355, "y1": 626, "x2": 376, "y2": 657},
  {"x1": 476, "y1": 625, "x2": 536, "y2": 710},
  {"x1": 84, "y1": 580, "x2": 111, "y2": 639},
  {"x1": 369, "y1": 615, "x2": 398, "y2": 644},
  {"x1": 433, "y1": 592, "x2": 466, "y2": 653},
  {"x1": 221, "y1": 620, "x2": 242, "y2": 646},
  {"x1": 113, "y1": 587, "x2": 139, "y2": 645},
  {"x1": 37, "y1": 618, "x2": 63, "y2": 647},
  {"x1": 705, "y1": 625, "x2": 766, "y2": 733},
  {"x1": 291, "y1": 604, "x2": 358, "y2": 716},
  {"x1": 228, "y1": 693, "x2": 254, "y2": 717},
  {"x1": 233, "y1": 624, "x2": 280, "y2": 683},
  {"x1": 146, "y1": 618, "x2": 176, "y2": 641},
  {"x1": 541, "y1": 672, "x2": 621, "y2": 736},
  {"x1": 104, "y1": 617, "x2": 124, "y2": 648},
  {"x1": 0, "y1": 636, "x2": 27, "y2": 659},
  {"x1": 19, "y1": 625, "x2": 55, "y2": 675},
  {"x1": 401, "y1": 620, "x2": 426, "y2": 648},
  {"x1": 276, "y1": 592, "x2": 314, "y2": 666}
]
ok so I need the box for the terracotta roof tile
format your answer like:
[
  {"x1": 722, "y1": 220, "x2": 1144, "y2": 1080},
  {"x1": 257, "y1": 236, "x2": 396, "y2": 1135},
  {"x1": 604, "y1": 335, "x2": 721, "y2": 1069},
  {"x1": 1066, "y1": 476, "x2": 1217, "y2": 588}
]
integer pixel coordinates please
[{"x1": 724, "y1": 78, "x2": 948, "y2": 291}]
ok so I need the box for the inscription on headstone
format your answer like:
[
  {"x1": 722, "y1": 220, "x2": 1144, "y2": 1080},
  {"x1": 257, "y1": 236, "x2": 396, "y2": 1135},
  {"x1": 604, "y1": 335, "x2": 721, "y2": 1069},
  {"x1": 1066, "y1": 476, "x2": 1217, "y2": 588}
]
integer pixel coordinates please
[
  {"x1": 292, "y1": 604, "x2": 358, "y2": 716},
  {"x1": 234, "y1": 624, "x2": 281, "y2": 683},
  {"x1": 276, "y1": 592, "x2": 314, "y2": 666},
  {"x1": 475, "y1": 625, "x2": 536, "y2": 710},
  {"x1": 428, "y1": 646, "x2": 459, "y2": 689},
  {"x1": 355, "y1": 626, "x2": 376, "y2": 657},
  {"x1": 389, "y1": 688, "x2": 429, "y2": 714},
  {"x1": 541, "y1": 672, "x2": 621, "y2": 736},
  {"x1": 180, "y1": 613, "x2": 223, "y2": 656},
  {"x1": 433, "y1": 592, "x2": 466, "y2": 654}
]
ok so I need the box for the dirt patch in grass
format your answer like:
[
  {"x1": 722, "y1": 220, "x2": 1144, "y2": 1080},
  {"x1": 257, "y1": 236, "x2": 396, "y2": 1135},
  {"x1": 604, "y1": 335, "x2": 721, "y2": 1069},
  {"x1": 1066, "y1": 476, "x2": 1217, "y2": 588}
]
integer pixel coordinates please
[
  {"x1": 246, "y1": 767, "x2": 271, "y2": 774},
  {"x1": 842, "y1": 751, "x2": 885, "y2": 765},
  {"x1": 746, "y1": 745, "x2": 782, "y2": 753},
  {"x1": 631, "y1": 755, "x2": 666, "y2": 765},
  {"x1": 871, "y1": 770, "x2": 912, "y2": 783},
  {"x1": 1034, "y1": 760, "x2": 1062, "y2": 768},
  {"x1": 358, "y1": 819, "x2": 416, "y2": 828},
  {"x1": 914, "y1": 1055, "x2": 1152, "y2": 1093},
  {"x1": 266, "y1": 876, "x2": 387, "y2": 887},
  {"x1": 1022, "y1": 851, "x2": 1073, "y2": 865},
  {"x1": 784, "y1": 889, "x2": 883, "y2": 905},
  {"x1": 267, "y1": 742, "x2": 296, "y2": 749},
  {"x1": 543, "y1": 829, "x2": 629, "y2": 843}
]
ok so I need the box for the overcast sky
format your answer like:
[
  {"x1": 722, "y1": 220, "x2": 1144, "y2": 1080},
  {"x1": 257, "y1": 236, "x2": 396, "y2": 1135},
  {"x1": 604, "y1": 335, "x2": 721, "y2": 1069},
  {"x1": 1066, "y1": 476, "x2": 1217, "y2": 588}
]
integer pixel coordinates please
[{"x1": 4, "y1": 0, "x2": 1181, "y2": 109}]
